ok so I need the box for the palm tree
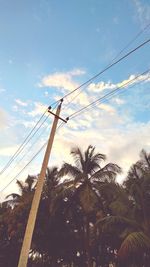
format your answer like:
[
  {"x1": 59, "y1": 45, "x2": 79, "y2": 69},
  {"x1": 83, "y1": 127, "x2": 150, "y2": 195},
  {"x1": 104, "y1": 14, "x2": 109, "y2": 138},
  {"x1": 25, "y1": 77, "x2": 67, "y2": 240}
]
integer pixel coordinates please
[
  {"x1": 59, "y1": 145, "x2": 121, "y2": 267},
  {"x1": 42, "y1": 166, "x2": 59, "y2": 200},
  {"x1": 5, "y1": 175, "x2": 36, "y2": 207},
  {"x1": 96, "y1": 149, "x2": 150, "y2": 267}
]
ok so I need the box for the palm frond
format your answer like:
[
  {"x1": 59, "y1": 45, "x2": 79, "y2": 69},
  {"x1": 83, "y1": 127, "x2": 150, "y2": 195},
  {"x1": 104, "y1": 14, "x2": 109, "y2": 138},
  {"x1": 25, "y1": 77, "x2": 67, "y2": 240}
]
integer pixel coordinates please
[
  {"x1": 46, "y1": 166, "x2": 59, "y2": 185},
  {"x1": 92, "y1": 170, "x2": 117, "y2": 182},
  {"x1": 91, "y1": 152, "x2": 106, "y2": 163},
  {"x1": 110, "y1": 200, "x2": 130, "y2": 216},
  {"x1": 103, "y1": 163, "x2": 122, "y2": 173},
  {"x1": 5, "y1": 193, "x2": 20, "y2": 200},
  {"x1": 71, "y1": 147, "x2": 84, "y2": 170},
  {"x1": 140, "y1": 149, "x2": 150, "y2": 168},
  {"x1": 92, "y1": 163, "x2": 121, "y2": 181},
  {"x1": 84, "y1": 146, "x2": 106, "y2": 174},
  {"x1": 58, "y1": 163, "x2": 81, "y2": 179},
  {"x1": 96, "y1": 215, "x2": 141, "y2": 231},
  {"x1": 25, "y1": 175, "x2": 36, "y2": 191},
  {"x1": 16, "y1": 180, "x2": 25, "y2": 193},
  {"x1": 46, "y1": 166, "x2": 58, "y2": 181},
  {"x1": 118, "y1": 231, "x2": 150, "y2": 259}
]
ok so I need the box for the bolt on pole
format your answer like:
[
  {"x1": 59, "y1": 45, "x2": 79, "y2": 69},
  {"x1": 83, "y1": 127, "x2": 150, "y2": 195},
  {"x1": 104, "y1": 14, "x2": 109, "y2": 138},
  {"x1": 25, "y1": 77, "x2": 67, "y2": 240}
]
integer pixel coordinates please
[{"x1": 18, "y1": 101, "x2": 64, "y2": 267}]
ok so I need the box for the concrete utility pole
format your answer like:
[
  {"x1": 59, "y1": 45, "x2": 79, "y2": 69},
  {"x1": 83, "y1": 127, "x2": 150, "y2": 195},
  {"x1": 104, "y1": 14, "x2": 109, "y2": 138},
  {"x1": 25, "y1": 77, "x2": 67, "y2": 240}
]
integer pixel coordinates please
[{"x1": 18, "y1": 101, "x2": 66, "y2": 267}]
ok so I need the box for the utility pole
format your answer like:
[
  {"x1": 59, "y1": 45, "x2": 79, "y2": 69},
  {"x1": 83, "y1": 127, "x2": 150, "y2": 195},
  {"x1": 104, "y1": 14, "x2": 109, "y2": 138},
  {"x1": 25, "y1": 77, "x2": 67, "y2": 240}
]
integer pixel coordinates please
[{"x1": 18, "y1": 100, "x2": 66, "y2": 267}]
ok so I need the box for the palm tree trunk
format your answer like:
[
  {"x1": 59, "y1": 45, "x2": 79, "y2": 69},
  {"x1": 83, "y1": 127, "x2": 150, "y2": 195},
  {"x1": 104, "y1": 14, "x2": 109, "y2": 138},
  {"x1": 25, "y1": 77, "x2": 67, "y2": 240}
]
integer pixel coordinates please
[
  {"x1": 140, "y1": 191, "x2": 149, "y2": 233},
  {"x1": 84, "y1": 216, "x2": 91, "y2": 267}
]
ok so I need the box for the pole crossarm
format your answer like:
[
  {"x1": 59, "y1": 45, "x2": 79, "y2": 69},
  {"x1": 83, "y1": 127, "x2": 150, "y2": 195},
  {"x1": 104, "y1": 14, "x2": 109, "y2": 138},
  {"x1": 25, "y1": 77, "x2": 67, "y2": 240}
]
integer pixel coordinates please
[{"x1": 48, "y1": 108, "x2": 68, "y2": 123}]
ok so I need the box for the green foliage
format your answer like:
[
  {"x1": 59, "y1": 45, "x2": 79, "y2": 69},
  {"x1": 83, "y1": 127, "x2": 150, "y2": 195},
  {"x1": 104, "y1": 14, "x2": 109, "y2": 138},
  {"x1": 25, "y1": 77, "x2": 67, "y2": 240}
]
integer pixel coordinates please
[
  {"x1": 118, "y1": 232, "x2": 150, "y2": 258},
  {"x1": 0, "y1": 147, "x2": 150, "y2": 267}
]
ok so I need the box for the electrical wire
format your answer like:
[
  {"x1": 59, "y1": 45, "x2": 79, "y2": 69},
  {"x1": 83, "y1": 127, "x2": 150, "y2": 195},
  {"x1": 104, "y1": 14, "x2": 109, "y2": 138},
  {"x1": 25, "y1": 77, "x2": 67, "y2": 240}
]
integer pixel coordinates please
[
  {"x1": 75, "y1": 73, "x2": 150, "y2": 117},
  {"x1": 0, "y1": 38, "x2": 150, "y2": 192},
  {"x1": 1, "y1": 116, "x2": 51, "y2": 180},
  {"x1": 0, "y1": 109, "x2": 48, "y2": 175},
  {"x1": 1, "y1": 37, "x2": 150, "y2": 176},
  {"x1": 68, "y1": 69, "x2": 150, "y2": 119},
  {"x1": 0, "y1": 142, "x2": 47, "y2": 194},
  {"x1": 62, "y1": 23, "x2": 150, "y2": 109},
  {"x1": 0, "y1": 70, "x2": 149, "y2": 195},
  {"x1": 109, "y1": 22, "x2": 150, "y2": 63},
  {"x1": 0, "y1": 117, "x2": 66, "y2": 194},
  {"x1": 0, "y1": 113, "x2": 49, "y2": 176},
  {"x1": 0, "y1": 102, "x2": 59, "y2": 176},
  {"x1": 61, "y1": 38, "x2": 150, "y2": 102}
]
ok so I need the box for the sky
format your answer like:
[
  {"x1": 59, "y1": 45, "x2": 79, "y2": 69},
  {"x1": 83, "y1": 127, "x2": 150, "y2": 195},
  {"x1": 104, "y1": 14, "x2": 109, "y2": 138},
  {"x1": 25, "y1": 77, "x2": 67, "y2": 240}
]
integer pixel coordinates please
[{"x1": 0, "y1": 0, "x2": 150, "y2": 197}]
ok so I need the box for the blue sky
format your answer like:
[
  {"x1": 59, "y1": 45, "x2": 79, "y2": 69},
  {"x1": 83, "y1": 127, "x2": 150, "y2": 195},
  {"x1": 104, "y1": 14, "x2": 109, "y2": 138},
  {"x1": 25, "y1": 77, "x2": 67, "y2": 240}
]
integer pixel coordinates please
[{"x1": 0, "y1": 0, "x2": 150, "y2": 196}]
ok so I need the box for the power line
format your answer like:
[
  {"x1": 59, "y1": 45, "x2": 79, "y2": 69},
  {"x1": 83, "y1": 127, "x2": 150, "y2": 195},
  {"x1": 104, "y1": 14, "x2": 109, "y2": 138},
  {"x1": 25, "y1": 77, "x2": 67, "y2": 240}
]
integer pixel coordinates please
[
  {"x1": 0, "y1": 102, "x2": 59, "y2": 176},
  {"x1": 0, "y1": 142, "x2": 47, "y2": 195},
  {"x1": 109, "y1": 22, "x2": 150, "y2": 63},
  {"x1": 0, "y1": 109, "x2": 48, "y2": 175},
  {"x1": 67, "y1": 69, "x2": 150, "y2": 119},
  {"x1": 0, "y1": 119, "x2": 65, "y2": 195},
  {"x1": 1, "y1": 37, "x2": 149, "y2": 175},
  {"x1": 0, "y1": 38, "x2": 150, "y2": 190},
  {"x1": 0, "y1": 70, "x2": 149, "y2": 195},
  {"x1": 61, "y1": 38, "x2": 150, "y2": 102},
  {"x1": 62, "y1": 23, "x2": 150, "y2": 108},
  {"x1": 77, "y1": 73, "x2": 150, "y2": 117},
  {"x1": 0, "y1": 112, "x2": 49, "y2": 176},
  {"x1": 1, "y1": 116, "x2": 51, "y2": 181}
]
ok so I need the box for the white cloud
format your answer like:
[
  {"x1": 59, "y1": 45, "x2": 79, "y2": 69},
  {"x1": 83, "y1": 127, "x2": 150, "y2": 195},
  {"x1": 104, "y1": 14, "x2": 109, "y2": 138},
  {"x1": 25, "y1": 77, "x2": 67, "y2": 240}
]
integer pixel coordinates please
[
  {"x1": 133, "y1": 0, "x2": 150, "y2": 26},
  {"x1": 88, "y1": 72, "x2": 150, "y2": 93},
  {"x1": 44, "y1": 91, "x2": 49, "y2": 96},
  {"x1": 40, "y1": 72, "x2": 78, "y2": 91},
  {"x1": 15, "y1": 98, "x2": 28, "y2": 107},
  {"x1": 39, "y1": 69, "x2": 85, "y2": 92},
  {"x1": 68, "y1": 69, "x2": 86, "y2": 76},
  {"x1": 28, "y1": 102, "x2": 48, "y2": 117},
  {"x1": 0, "y1": 156, "x2": 42, "y2": 199},
  {"x1": 97, "y1": 103, "x2": 116, "y2": 114},
  {"x1": 0, "y1": 145, "x2": 19, "y2": 156},
  {"x1": 88, "y1": 81, "x2": 116, "y2": 92},
  {"x1": 54, "y1": 118, "x2": 150, "y2": 183},
  {"x1": 73, "y1": 91, "x2": 90, "y2": 106},
  {"x1": 0, "y1": 68, "x2": 149, "y2": 197},
  {"x1": 17, "y1": 120, "x2": 37, "y2": 128},
  {"x1": 12, "y1": 105, "x2": 18, "y2": 112},
  {"x1": 112, "y1": 97, "x2": 125, "y2": 105},
  {"x1": 0, "y1": 88, "x2": 5, "y2": 93},
  {"x1": 0, "y1": 108, "x2": 9, "y2": 129}
]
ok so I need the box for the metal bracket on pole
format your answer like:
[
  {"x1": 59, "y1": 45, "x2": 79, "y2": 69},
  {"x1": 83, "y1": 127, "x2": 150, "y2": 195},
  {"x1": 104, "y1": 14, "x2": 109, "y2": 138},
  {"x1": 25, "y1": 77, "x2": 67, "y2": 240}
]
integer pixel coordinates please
[
  {"x1": 48, "y1": 109, "x2": 68, "y2": 123},
  {"x1": 48, "y1": 100, "x2": 68, "y2": 123}
]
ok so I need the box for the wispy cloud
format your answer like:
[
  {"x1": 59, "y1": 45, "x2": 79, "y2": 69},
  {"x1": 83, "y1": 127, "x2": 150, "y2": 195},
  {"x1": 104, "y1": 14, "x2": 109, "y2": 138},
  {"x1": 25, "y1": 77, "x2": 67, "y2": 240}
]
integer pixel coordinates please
[
  {"x1": 133, "y1": 0, "x2": 150, "y2": 26},
  {"x1": 88, "y1": 81, "x2": 116, "y2": 92},
  {"x1": 0, "y1": 88, "x2": 6, "y2": 93},
  {"x1": 15, "y1": 99, "x2": 28, "y2": 107},
  {"x1": 28, "y1": 102, "x2": 47, "y2": 117},
  {"x1": 0, "y1": 145, "x2": 19, "y2": 156},
  {"x1": 112, "y1": 97, "x2": 125, "y2": 105},
  {"x1": 1, "y1": 69, "x2": 149, "y2": 192},
  {"x1": 55, "y1": 112, "x2": 150, "y2": 182},
  {"x1": 98, "y1": 103, "x2": 116, "y2": 114},
  {"x1": 0, "y1": 108, "x2": 9, "y2": 129},
  {"x1": 88, "y1": 72, "x2": 150, "y2": 93},
  {"x1": 39, "y1": 68, "x2": 85, "y2": 92}
]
